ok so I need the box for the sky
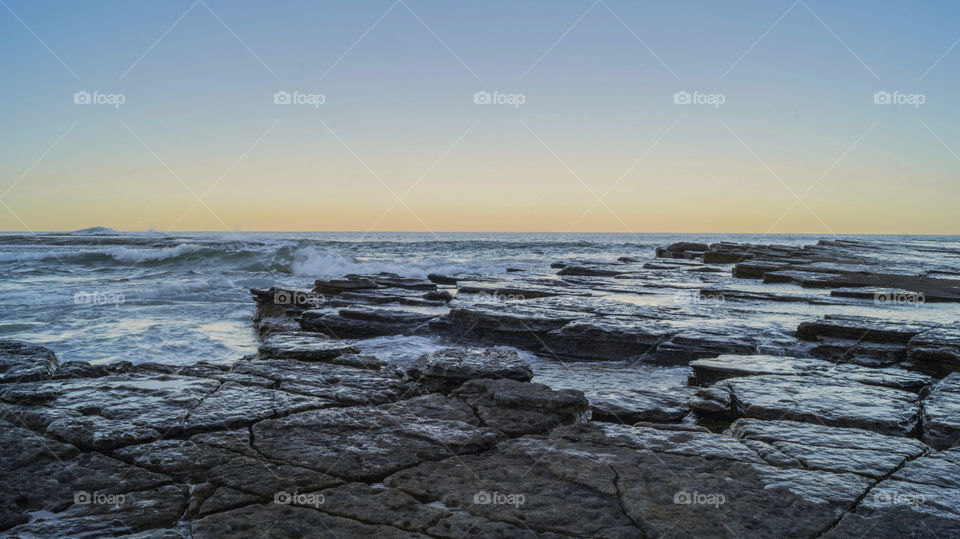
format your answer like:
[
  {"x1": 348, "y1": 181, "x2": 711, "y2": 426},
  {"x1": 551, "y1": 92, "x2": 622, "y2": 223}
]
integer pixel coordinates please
[{"x1": 1, "y1": 0, "x2": 958, "y2": 234}]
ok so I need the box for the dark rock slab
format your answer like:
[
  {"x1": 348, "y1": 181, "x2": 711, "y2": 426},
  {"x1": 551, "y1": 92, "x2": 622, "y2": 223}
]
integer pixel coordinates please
[
  {"x1": 1, "y1": 373, "x2": 220, "y2": 435},
  {"x1": 251, "y1": 394, "x2": 500, "y2": 481},
  {"x1": 405, "y1": 347, "x2": 533, "y2": 393},
  {"x1": 824, "y1": 478, "x2": 960, "y2": 538},
  {"x1": 690, "y1": 374, "x2": 921, "y2": 437},
  {"x1": 427, "y1": 273, "x2": 458, "y2": 285},
  {"x1": 309, "y1": 482, "x2": 449, "y2": 533},
  {"x1": 300, "y1": 307, "x2": 438, "y2": 338},
  {"x1": 921, "y1": 373, "x2": 960, "y2": 450},
  {"x1": 374, "y1": 276, "x2": 437, "y2": 291},
  {"x1": 729, "y1": 418, "x2": 928, "y2": 478},
  {"x1": 689, "y1": 354, "x2": 932, "y2": 392},
  {"x1": 908, "y1": 324, "x2": 960, "y2": 374},
  {"x1": 114, "y1": 435, "x2": 341, "y2": 498},
  {"x1": 589, "y1": 387, "x2": 695, "y2": 424},
  {"x1": 452, "y1": 378, "x2": 588, "y2": 436},
  {"x1": 797, "y1": 314, "x2": 936, "y2": 344},
  {"x1": 257, "y1": 332, "x2": 361, "y2": 361},
  {"x1": 228, "y1": 359, "x2": 414, "y2": 406},
  {"x1": 0, "y1": 341, "x2": 58, "y2": 383},
  {"x1": 436, "y1": 304, "x2": 583, "y2": 349},
  {"x1": 313, "y1": 275, "x2": 379, "y2": 295},
  {"x1": 6, "y1": 484, "x2": 189, "y2": 538},
  {"x1": 556, "y1": 265, "x2": 624, "y2": 277},
  {"x1": 191, "y1": 503, "x2": 427, "y2": 538},
  {"x1": 544, "y1": 317, "x2": 675, "y2": 361}
]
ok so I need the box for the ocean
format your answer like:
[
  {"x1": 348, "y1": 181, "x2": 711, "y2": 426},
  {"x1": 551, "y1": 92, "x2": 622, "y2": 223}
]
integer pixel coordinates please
[{"x1": 2, "y1": 229, "x2": 958, "y2": 376}]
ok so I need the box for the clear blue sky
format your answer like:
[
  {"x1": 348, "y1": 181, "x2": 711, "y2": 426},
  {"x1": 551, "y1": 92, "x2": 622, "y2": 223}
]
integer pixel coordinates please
[{"x1": 1, "y1": 0, "x2": 958, "y2": 233}]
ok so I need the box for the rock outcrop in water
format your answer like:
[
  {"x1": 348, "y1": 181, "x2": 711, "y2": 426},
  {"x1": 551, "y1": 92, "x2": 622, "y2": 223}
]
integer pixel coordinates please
[{"x1": 3, "y1": 238, "x2": 960, "y2": 537}]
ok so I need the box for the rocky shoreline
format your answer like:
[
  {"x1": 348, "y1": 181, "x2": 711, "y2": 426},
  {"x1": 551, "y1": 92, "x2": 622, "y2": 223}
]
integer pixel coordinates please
[{"x1": 2, "y1": 238, "x2": 959, "y2": 537}]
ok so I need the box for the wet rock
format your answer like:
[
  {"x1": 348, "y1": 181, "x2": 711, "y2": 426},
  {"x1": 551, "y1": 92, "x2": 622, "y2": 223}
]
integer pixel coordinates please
[
  {"x1": 457, "y1": 282, "x2": 562, "y2": 299},
  {"x1": 182, "y1": 381, "x2": 332, "y2": 433},
  {"x1": 589, "y1": 387, "x2": 694, "y2": 424},
  {"x1": 0, "y1": 421, "x2": 171, "y2": 525},
  {"x1": 655, "y1": 327, "x2": 760, "y2": 363},
  {"x1": 437, "y1": 304, "x2": 582, "y2": 349},
  {"x1": 908, "y1": 324, "x2": 960, "y2": 374},
  {"x1": 729, "y1": 418, "x2": 928, "y2": 478},
  {"x1": 313, "y1": 275, "x2": 379, "y2": 295},
  {"x1": 7, "y1": 484, "x2": 189, "y2": 538},
  {"x1": 228, "y1": 359, "x2": 413, "y2": 406},
  {"x1": 0, "y1": 341, "x2": 58, "y2": 383},
  {"x1": 251, "y1": 395, "x2": 500, "y2": 481},
  {"x1": 196, "y1": 486, "x2": 260, "y2": 516},
  {"x1": 689, "y1": 354, "x2": 932, "y2": 392},
  {"x1": 1, "y1": 373, "x2": 220, "y2": 434},
  {"x1": 920, "y1": 373, "x2": 960, "y2": 449},
  {"x1": 405, "y1": 347, "x2": 533, "y2": 393},
  {"x1": 427, "y1": 273, "x2": 458, "y2": 285},
  {"x1": 690, "y1": 374, "x2": 921, "y2": 437},
  {"x1": 310, "y1": 482, "x2": 449, "y2": 532},
  {"x1": 452, "y1": 378, "x2": 588, "y2": 436},
  {"x1": 384, "y1": 448, "x2": 637, "y2": 537},
  {"x1": 797, "y1": 314, "x2": 936, "y2": 344},
  {"x1": 52, "y1": 360, "x2": 133, "y2": 379},
  {"x1": 374, "y1": 276, "x2": 437, "y2": 291},
  {"x1": 544, "y1": 317, "x2": 674, "y2": 361},
  {"x1": 300, "y1": 307, "x2": 438, "y2": 338},
  {"x1": 258, "y1": 332, "x2": 361, "y2": 361},
  {"x1": 46, "y1": 415, "x2": 161, "y2": 450},
  {"x1": 191, "y1": 503, "x2": 426, "y2": 538},
  {"x1": 556, "y1": 265, "x2": 623, "y2": 277},
  {"x1": 421, "y1": 290, "x2": 453, "y2": 302},
  {"x1": 824, "y1": 478, "x2": 960, "y2": 538},
  {"x1": 114, "y1": 435, "x2": 341, "y2": 498},
  {"x1": 813, "y1": 337, "x2": 907, "y2": 368}
]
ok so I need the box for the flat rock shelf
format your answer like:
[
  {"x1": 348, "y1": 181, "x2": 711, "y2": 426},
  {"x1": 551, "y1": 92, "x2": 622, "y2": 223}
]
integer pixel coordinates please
[{"x1": 3, "y1": 238, "x2": 960, "y2": 537}]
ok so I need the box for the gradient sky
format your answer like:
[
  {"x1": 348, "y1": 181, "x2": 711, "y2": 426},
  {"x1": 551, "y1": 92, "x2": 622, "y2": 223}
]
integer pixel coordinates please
[{"x1": 1, "y1": 0, "x2": 959, "y2": 233}]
